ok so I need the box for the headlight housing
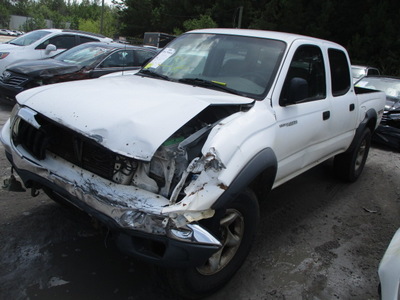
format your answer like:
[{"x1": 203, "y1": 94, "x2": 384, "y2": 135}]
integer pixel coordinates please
[{"x1": 0, "y1": 52, "x2": 9, "y2": 59}]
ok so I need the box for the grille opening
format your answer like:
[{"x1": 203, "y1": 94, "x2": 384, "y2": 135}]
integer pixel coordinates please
[{"x1": 13, "y1": 115, "x2": 135, "y2": 181}]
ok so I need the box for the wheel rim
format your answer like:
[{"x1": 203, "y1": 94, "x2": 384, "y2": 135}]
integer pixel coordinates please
[
  {"x1": 355, "y1": 138, "x2": 367, "y2": 172},
  {"x1": 197, "y1": 208, "x2": 244, "y2": 275}
]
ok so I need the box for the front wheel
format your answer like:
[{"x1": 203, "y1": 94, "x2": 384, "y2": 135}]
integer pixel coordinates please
[
  {"x1": 334, "y1": 128, "x2": 371, "y2": 182},
  {"x1": 166, "y1": 189, "x2": 259, "y2": 299}
]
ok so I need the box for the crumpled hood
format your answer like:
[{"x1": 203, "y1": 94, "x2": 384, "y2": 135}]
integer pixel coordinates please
[
  {"x1": 17, "y1": 75, "x2": 253, "y2": 160},
  {"x1": 7, "y1": 59, "x2": 80, "y2": 78}
]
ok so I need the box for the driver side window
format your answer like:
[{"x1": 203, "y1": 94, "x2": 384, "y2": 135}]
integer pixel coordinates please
[
  {"x1": 36, "y1": 35, "x2": 76, "y2": 50},
  {"x1": 280, "y1": 45, "x2": 326, "y2": 105}
]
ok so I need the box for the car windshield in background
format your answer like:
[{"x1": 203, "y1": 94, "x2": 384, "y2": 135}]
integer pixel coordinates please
[
  {"x1": 352, "y1": 67, "x2": 366, "y2": 80},
  {"x1": 7, "y1": 30, "x2": 51, "y2": 46},
  {"x1": 142, "y1": 33, "x2": 286, "y2": 99},
  {"x1": 356, "y1": 76, "x2": 400, "y2": 112},
  {"x1": 356, "y1": 77, "x2": 400, "y2": 100},
  {"x1": 55, "y1": 43, "x2": 112, "y2": 66}
]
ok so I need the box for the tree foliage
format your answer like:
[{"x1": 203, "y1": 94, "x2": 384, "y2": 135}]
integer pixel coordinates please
[
  {"x1": 113, "y1": 0, "x2": 400, "y2": 75},
  {"x1": 3, "y1": 0, "x2": 118, "y2": 37},
  {"x1": 2, "y1": 0, "x2": 400, "y2": 75}
]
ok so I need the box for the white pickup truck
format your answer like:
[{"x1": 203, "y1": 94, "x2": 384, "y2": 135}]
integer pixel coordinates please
[{"x1": 0, "y1": 29, "x2": 385, "y2": 297}]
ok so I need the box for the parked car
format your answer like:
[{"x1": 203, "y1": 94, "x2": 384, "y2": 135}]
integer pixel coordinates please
[
  {"x1": 0, "y1": 29, "x2": 15, "y2": 36},
  {"x1": 0, "y1": 28, "x2": 385, "y2": 298},
  {"x1": 355, "y1": 75, "x2": 400, "y2": 150},
  {"x1": 0, "y1": 29, "x2": 113, "y2": 74},
  {"x1": 351, "y1": 65, "x2": 380, "y2": 82},
  {"x1": 11, "y1": 30, "x2": 24, "y2": 36},
  {"x1": 0, "y1": 42, "x2": 156, "y2": 103},
  {"x1": 378, "y1": 228, "x2": 400, "y2": 300}
]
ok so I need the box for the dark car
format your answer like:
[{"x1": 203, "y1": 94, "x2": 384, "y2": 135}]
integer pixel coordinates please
[
  {"x1": 0, "y1": 42, "x2": 157, "y2": 103},
  {"x1": 355, "y1": 75, "x2": 400, "y2": 151}
]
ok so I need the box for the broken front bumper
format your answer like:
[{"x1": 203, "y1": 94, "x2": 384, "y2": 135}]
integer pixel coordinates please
[
  {"x1": 1, "y1": 117, "x2": 222, "y2": 267},
  {"x1": 4, "y1": 150, "x2": 221, "y2": 267}
]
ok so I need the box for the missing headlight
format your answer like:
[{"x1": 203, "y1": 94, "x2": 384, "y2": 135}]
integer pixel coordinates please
[{"x1": 113, "y1": 155, "x2": 138, "y2": 184}]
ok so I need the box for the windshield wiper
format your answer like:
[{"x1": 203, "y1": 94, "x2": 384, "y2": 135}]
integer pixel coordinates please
[
  {"x1": 178, "y1": 78, "x2": 244, "y2": 96},
  {"x1": 138, "y1": 69, "x2": 170, "y2": 81}
]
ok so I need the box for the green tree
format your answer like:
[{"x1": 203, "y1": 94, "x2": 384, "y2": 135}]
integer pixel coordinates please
[
  {"x1": 78, "y1": 6, "x2": 118, "y2": 37},
  {"x1": 178, "y1": 14, "x2": 217, "y2": 34},
  {"x1": 21, "y1": 15, "x2": 46, "y2": 31},
  {"x1": 79, "y1": 18, "x2": 99, "y2": 33},
  {"x1": 0, "y1": 0, "x2": 11, "y2": 27}
]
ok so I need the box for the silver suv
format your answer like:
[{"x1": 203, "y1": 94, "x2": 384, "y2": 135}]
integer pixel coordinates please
[{"x1": 0, "y1": 29, "x2": 112, "y2": 74}]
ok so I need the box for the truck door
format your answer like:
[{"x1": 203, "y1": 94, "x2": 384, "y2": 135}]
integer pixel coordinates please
[
  {"x1": 272, "y1": 43, "x2": 332, "y2": 184},
  {"x1": 326, "y1": 48, "x2": 357, "y2": 148}
]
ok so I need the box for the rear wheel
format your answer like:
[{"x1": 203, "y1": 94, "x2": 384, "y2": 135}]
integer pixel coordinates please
[
  {"x1": 166, "y1": 189, "x2": 259, "y2": 299},
  {"x1": 334, "y1": 128, "x2": 371, "y2": 182}
]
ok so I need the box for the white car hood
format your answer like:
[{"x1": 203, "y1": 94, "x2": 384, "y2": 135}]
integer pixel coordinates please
[
  {"x1": 0, "y1": 43, "x2": 22, "y2": 51},
  {"x1": 17, "y1": 76, "x2": 253, "y2": 160}
]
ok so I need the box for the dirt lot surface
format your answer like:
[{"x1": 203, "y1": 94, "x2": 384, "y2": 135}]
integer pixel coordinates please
[
  {"x1": 0, "y1": 100, "x2": 399, "y2": 300},
  {"x1": 0, "y1": 35, "x2": 15, "y2": 43}
]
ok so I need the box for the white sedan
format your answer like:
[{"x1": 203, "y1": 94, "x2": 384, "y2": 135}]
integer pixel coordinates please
[{"x1": 379, "y1": 228, "x2": 400, "y2": 300}]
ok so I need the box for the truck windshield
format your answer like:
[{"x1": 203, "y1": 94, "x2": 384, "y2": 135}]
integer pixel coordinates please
[{"x1": 141, "y1": 33, "x2": 286, "y2": 99}]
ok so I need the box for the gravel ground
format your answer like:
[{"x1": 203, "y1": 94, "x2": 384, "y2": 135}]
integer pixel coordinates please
[{"x1": 0, "y1": 100, "x2": 399, "y2": 300}]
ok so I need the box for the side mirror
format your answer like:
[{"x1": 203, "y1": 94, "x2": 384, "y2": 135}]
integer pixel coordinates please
[
  {"x1": 45, "y1": 44, "x2": 57, "y2": 54},
  {"x1": 281, "y1": 77, "x2": 309, "y2": 106}
]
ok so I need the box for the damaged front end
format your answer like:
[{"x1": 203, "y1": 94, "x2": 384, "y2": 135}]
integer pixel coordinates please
[{"x1": 2, "y1": 102, "x2": 250, "y2": 265}]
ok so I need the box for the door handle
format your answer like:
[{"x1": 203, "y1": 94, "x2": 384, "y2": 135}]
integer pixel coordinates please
[
  {"x1": 323, "y1": 111, "x2": 330, "y2": 120},
  {"x1": 349, "y1": 103, "x2": 355, "y2": 111}
]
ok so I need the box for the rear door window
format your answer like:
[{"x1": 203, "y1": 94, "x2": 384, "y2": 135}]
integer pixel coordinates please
[
  {"x1": 328, "y1": 49, "x2": 351, "y2": 96},
  {"x1": 77, "y1": 36, "x2": 100, "y2": 45}
]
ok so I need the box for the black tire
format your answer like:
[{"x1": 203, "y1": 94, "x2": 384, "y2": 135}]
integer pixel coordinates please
[
  {"x1": 166, "y1": 189, "x2": 259, "y2": 299},
  {"x1": 334, "y1": 128, "x2": 371, "y2": 182}
]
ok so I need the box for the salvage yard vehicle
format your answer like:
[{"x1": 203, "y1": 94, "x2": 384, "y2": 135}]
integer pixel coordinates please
[
  {"x1": 0, "y1": 29, "x2": 386, "y2": 298},
  {"x1": 379, "y1": 228, "x2": 400, "y2": 300},
  {"x1": 0, "y1": 42, "x2": 156, "y2": 103},
  {"x1": 0, "y1": 29, "x2": 113, "y2": 74},
  {"x1": 355, "y1": 75, "x2": 400, "y2": 151},
  {"x1": 351, "y1": 65, "x2": 380, "y2": 82}
]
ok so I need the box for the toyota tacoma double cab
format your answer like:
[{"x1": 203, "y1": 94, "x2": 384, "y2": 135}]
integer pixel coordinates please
[{"x1": 0, "y1": 29, "x2": 386, "y2": 298}]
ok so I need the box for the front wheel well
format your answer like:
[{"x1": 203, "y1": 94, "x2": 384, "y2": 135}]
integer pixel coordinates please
[
  {"x1": 366, "y1": 117, "x2": 377, "y2": 133},
  {"x1": 364, "y1": 108, "x2": 378, "y2": 133},
  {"x1": 211, "y1": 148, "x2": 277, "y2": 210},
  {"x1": 249, "y1": 164, "x2": 277, "y2": 201}
]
